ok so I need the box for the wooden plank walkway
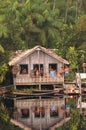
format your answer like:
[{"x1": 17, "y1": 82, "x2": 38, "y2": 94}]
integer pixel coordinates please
[{"x1": 10, "y1": 119, "x2": 31, "y2": 130}]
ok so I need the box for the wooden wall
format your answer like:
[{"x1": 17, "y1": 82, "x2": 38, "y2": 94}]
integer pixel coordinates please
[{"x1": 16, "y1": 50, "x2": 64, "y2": 75}]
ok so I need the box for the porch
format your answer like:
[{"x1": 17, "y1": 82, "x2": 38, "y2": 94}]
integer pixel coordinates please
[{"x1": 14, "y1": 75, "x2": 64, "y2": 85}]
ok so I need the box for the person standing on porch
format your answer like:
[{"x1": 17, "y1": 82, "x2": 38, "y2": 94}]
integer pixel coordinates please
[
  {"x1": 49, "y1": 66, "x2": 54, "y2": 77},
  {"x1": 64, "y1": 66, "x2": 69, "y2": 81},
  {"x1": 59, "y1": 67, "x2": 64, "y2": 76},
  {"x1": 39, "y1": 67, "x2": 44, "y2": 77}
]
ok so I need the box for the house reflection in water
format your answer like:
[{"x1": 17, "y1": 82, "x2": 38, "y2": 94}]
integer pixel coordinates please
[
  {"x1": 14, "y1": 98, "x2": 65, "y2": 130},
  {"x1": 8, "y1": 46, "x2": 69, "y2": 130}
]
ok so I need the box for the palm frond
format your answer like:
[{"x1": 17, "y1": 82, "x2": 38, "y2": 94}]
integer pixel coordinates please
[
  {"x1": 0, "y1": 44, "x2": 4, "y2": 53},
  {"x1": 39, "y1": 30, "x2": 47, "y2": 45}
]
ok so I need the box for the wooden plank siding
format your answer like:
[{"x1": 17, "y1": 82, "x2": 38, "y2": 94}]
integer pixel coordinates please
[
  {"x1": 14, "y1": 76, "x2": 64, "y2": 85},
  {"x1": 13, "y1": 49, "x2": 65, "y2": 86},
  {"x1": 9, "y1": 46, "x2": 69, "y2": 87}
]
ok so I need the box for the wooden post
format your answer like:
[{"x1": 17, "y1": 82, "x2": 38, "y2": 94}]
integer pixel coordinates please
[
  {"x1": 79, "y1": 76, "x2": 82, "y2": 115},
  {"x1": 39, "y1": 96, "x2": 42, "y2": 130},
  {"x1": 76, "y1": 73, "x2": 82, "y2": 114}
]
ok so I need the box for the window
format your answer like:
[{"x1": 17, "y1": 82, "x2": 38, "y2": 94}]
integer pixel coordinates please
[
  {"x1": 20, "y1": 64, "x2": 28, "y2": 74},
  {"x1": 33, "y1": 64, "x2": 43, "y2": 70},
  {"x1": 34, "y1": 106, "x2": 45, "y2": 118},
  {"x1": 33, "y1": 64, "x2": 44, "y2": 77},
  {"x1": 49, "y1": 64, "x2": 57, "y2": 77},
  {"x1": 50, "y1": 105, "x2": 58, "y2": 117},
  {"x1": 49, "y1": 64, "x2": 57, "y2": 72},
  {"x1": 21, "y1": 109, "x2": 29, "y2": 118}
]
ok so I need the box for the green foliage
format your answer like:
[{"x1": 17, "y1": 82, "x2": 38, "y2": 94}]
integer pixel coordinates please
[
  {"x1": 0, "y1": 63, "x2": 8, "y2": 83},
  {"x1": 78, "y1": 114, "x2": 86, "y2": 130},
  {"x1": 0, "y1": 44, "x2": 4, "y2": 53},
  {"x1": 55, "y1": 24, "x2": 75, "y2": 57},
  {"x1": 0, "y1": 103, "x2": 9, "y2": 122},
  {"x1": 69, "y1": 71, "x2": 75, "y2": 82},
  {"x1": 0, "y1": 102, "x2": 23, "y2": 130},
  {"x1": 69, "y1": 109, "x2": 79, "y2": 130},
  {"x1": 0, "y1": 51, "x2": 9, "y2": 83},
  {"x1": 66, "y1": 47, "x2": 78, "y2": 70},
  {"x1": 0, "y1": 1, "x2": 86, "y2": 130},
  {"x1": 55, "y1": 98, "x2": 85, "y2": 130},
  {"x1": 0, "y1": 0, "x2": 86, "y2": 80},
  {"x1": 76, "y1": 15, "x2": 86, "y2": 32}
]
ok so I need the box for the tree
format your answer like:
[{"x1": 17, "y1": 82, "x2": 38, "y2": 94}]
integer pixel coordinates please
[
  {"x1": 0, "y1": 0, "x2": 86, "y2": 82},
  {"x1": 56, "y1": 98, "x2": 79, "y2": 130},
  {"x1": 55, "y1": 24, "x2": 75, "y2": 57},
  {"x1": 0, "y1": 102, "x2": 23, "y2": 130},
  {"x1": 72, "y1": 15, "x2": 86, "y2": 65},
  {"x1": 19, "y1": 0, "x2": 62, "y2": 48},
  {"x1": 66, "y1": 46, "x2": 78, "y2": 70}
]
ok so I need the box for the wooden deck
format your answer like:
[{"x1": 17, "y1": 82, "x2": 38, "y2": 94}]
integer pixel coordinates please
[{"x1": 14, "y1": 76, "x2": 64, "y2": 85}]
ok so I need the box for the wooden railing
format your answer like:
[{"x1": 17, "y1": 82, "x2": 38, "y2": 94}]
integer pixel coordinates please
[{"x1": 14, "y1": 75, "x2": 64, "y2": 85}]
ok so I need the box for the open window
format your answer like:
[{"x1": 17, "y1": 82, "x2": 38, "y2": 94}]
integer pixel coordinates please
[
  {"x1": 20, "y1": 64, "x2": 28, "y2": 74},
  {"x1": 33, "y1": 64, "x2": 43, "y2": 70},
  {"x1": 21, "y1": 108, "x2": 29, "y2": 118},
  {"x1": 34, "y1": 106, "x2": 45, "y2": 118},
  {"x1": 50, "y1": 105, "x2": 58, "y2": 117},
  {"x1": 33, "y1": 64, "x2": 44, "y2": 77},
  {"x1": 49, "y1": 64, "x2": 57, "y2": 72},
  {"x1": 49, "y1": 64, "x2": 57, "y2": 77}
]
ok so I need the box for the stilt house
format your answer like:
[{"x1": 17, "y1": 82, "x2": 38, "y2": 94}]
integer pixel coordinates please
[
  {"x1": 8, "y1": 46, "x2": 69, "y2": 130},
  {"x1": 9, "y1": 45, "x2": 69, "y2": 90}
]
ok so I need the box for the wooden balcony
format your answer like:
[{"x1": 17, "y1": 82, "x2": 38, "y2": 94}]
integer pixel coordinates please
[{"x1": 14, "y1": 75, "x2": 64, "y2": 85}]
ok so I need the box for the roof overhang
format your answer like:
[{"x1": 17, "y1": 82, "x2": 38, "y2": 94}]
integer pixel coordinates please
[{"x1": 8, "y1": 46, "x2": 69, "y2": 66}]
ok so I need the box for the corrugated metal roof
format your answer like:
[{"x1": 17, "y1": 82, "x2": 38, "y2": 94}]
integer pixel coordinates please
[{"x1": 8, "y1": 46, "x2": 69, "y2": 66}]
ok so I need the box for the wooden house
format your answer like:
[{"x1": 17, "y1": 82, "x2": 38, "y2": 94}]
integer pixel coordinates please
[
  {"x1": 9, "y1": 45, "x2": 69, "y2": 90},
  {"x1": 8, "y1": 46, "x2": 69, "y2": 130}
]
